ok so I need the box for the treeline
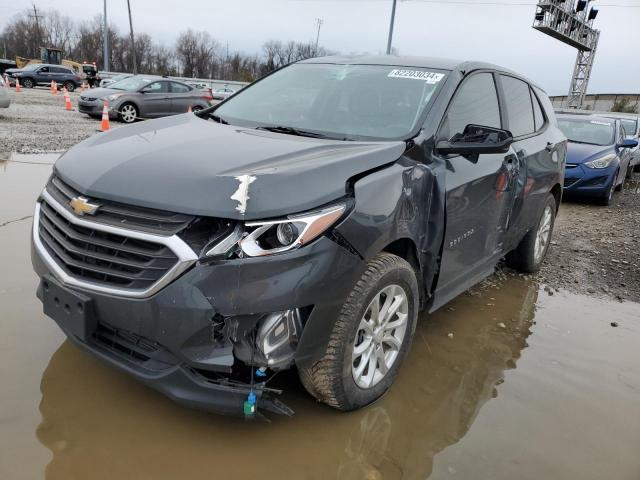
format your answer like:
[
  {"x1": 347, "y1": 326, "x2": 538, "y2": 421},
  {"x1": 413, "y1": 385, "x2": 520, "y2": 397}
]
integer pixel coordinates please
[{"x1": 1, "y1": 7, "x2": 333, "y2": 81}]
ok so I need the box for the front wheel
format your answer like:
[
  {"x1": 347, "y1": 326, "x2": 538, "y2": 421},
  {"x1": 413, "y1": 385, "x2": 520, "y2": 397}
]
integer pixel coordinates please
[
  {"x1": 64, "y1": 81, "x2": 75, "y2": 92},
  {"x1": 298, "y1": 253, "x2": 419, "y2": 411},
  {"x1": 506, "y1": 194, "x2": 557, "y2": 273},
  {"x1": 118, "y1": 103, "x2": 138, "y2": 123},
  {"x1": 22, "y1": 78, "x2": 35, "y2": 88}
]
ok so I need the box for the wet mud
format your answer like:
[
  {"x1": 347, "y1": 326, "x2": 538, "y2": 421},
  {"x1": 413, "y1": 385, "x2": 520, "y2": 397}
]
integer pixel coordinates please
[{"x1": 1, "y1": 155, "x2": 639, "y2": 480}]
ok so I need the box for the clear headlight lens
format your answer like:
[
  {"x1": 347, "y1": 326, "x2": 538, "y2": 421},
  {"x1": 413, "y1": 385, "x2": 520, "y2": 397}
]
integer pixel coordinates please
[
  {"x1": 106, "y1": 93, "x2": 123, "y2": 101},
  {"x1": 239, "y1": 203, "x2": 346, "y2": 257},
  {"x1": 584, "y1": 153, "x2": 616, "y2": 169}
]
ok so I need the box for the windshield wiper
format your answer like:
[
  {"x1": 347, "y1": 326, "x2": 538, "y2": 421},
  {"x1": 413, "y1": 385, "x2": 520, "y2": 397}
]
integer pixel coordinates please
[
  {"x1": 209, "y1": 113, "x2": 228, "y2": 124},
  {"x1": 256, "y1": 125, "x2": 347, "y2": 140}
]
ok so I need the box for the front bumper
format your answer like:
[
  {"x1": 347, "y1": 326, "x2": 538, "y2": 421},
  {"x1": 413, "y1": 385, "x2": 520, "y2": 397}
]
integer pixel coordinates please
[
  {"x1": 31, "y1": 205, "x2": 365, "y2": 415},
  {"x1": 563, "y1": 163, "x2": 617, "y2": 197},
  {"x1": 78, "y1": 99, "x2": 118, "y2": 119}
]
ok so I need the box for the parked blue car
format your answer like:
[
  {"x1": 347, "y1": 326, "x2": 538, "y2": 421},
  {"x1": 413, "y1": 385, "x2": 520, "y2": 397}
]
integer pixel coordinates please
[{"x1": 558, "y1": 114, "x2": 638, "y2": 205}]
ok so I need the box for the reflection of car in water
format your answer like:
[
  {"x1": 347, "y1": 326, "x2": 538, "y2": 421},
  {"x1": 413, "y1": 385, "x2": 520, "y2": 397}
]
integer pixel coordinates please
[
  {"x1": 36, "y1": 279, "x2": 538, "y2": 479},
  {"x1": 0, "y1": 75, "x2": 10, "y2": 108}
]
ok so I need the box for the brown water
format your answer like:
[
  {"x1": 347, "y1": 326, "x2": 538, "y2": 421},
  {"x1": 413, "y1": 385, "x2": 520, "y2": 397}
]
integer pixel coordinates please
[{"x1": 1, "y1": 154, "x2": 639, "y2": 480}]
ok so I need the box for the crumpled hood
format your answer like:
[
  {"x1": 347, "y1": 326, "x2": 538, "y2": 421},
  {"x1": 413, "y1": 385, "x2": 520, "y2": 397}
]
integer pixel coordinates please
[
  {"x1": 54, "y1": 114, "x2": 406, "y2": 220},
  {"x1": 566, "y1": 141, "x2": 614, "y2": 165}
]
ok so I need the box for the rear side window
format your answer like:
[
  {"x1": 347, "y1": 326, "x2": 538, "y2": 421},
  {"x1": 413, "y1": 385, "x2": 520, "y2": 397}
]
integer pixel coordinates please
[
  {"x1": 531, "y1": 89, "x2": 545, "y2": 131},
  {"x1": 146, "y1": 81, "x2": 169, "y2": 93},
  {"x1": 170, "y1": 82, "x2": 191, "y2": 93},
  {"x1": 500, "y1": 75, "x2": 535, "y2": 137},
  {"x1": 442, "y1": 72, "x2": 501, "y2": 139}
]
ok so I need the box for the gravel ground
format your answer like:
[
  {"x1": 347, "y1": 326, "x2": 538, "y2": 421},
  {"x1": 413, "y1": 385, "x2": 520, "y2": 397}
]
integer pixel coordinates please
[
  {"x1": 2, "y1": 87, "x2": 639, "y2": 301},
  {"x1": 0, "y1": 86, "x2": 122, "y2": 153},
  {"x1": 537, "y1": 178, "x2": 640, "y2": 303}
]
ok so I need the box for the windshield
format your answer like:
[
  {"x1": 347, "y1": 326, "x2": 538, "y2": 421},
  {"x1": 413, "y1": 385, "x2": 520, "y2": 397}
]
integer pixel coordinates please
[
  {"x1": 620, "y1": 119, "x2": 637, "y2": 137},
  {"x1": 558, "y1": 118, "x2": 614, "y2": 146},
  {"x1": 109, "y1": 76, "x2": 155, "y2": 91},
  {"x1": 214, "y1": 63, "x2": 448, "y2": 140}
]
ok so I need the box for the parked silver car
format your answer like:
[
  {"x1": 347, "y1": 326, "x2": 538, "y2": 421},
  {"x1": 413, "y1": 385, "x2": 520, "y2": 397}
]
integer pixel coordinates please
[
  {"x1": 78, "y1": 75, "x2": 213, "y2": 123},
  {"x1": 99, "y1": 73, "x2": 133, "y2": 88},
  {"x1": 212, "y1": 87, "x2": 236, "y2": 101},
  {"x1": 0, "y1": 75, "x2": 10, "y2": 108},
  {"x1": 605, "y1": 112, "x2": 640, "y2": 173}
]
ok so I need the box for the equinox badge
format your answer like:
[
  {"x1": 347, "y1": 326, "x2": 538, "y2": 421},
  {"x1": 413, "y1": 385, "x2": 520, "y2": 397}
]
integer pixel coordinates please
[{"x1": 69, "y1": 196, "x2": 99, "y2": 216}]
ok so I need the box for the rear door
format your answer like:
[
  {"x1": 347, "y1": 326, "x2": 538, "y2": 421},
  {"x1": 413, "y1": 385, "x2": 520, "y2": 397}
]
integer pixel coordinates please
[
  {"x1": 168, "y1": 81, "x2": 193, "y2": 113},
  {"x1": 495, "y1": 75, "x2": 555, "y2": 247},
  {"x1": 140, "y1": 81, "x2": 171, "y2": 117},
  {"x1": 432, "y1": 71, "x2": 522, "y2": 308}
]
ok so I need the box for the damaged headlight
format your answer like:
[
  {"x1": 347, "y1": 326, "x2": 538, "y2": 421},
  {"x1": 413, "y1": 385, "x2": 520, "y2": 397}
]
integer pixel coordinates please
[
  {"x1": 240, "y1": 203, "x2": 346, "y2": 257},
  {"x1": 584, "y1": 153, "x2": 616, "y2": 169},
  {"x1": 203, "y1": 203, "x2": 346, "y2": 258}
]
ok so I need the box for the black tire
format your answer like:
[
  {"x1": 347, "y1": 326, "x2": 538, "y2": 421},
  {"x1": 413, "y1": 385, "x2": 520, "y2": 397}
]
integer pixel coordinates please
[
  {"x1": 506, "y1": 194, "x2": 557, "y2": 273},
  {"x1": 298, "y1": 253, "x2": 419, "y2": 411},
  {"x1": 191, "y1": 105, "x2": 203, "y2": 112},
  {"x1": 22, "y1": 78, "x2": 35, "y2": 88},
  {"x1": 118, "y1": 102, "x2": 139, "y2": 123},
  {"x1": 599, "y1": 175, "x2": 617, "y2": 206},
  {"x1": 615, "y1": 175, "x2": 624, "y2": 192},
  {"x1": 64, "y1": 81, "x2": 76, "y2": 92}
]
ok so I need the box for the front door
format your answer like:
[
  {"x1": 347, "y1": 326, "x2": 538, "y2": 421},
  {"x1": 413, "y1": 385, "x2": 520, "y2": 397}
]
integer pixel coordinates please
[
  {"x1": 431, "y1": 71, "x2": 520, "y2": 309},
  {"x1": 139, "y1": 81, "x2": 172, "y2": 118}
]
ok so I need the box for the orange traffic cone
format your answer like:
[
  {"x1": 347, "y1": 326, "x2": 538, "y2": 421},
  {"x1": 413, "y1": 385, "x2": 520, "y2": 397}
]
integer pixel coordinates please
[
  {"x1": 187, "y1": 105, "x2": 192, "y2": 113},
  {"x1": 50, "y1": 81, "x2": 55, "y2": 95},
  {"x1": 64, "y1": 89, "x2": 73, "y2": 111},
  {"x1": 100, "y1": 102, "x2": 110, "y2": 132},
  {"x1": 53, "y1": 80, "x2": 58, "y2": 95},
  {"x1": 15, "y1": 78, "x2": 20, "y2": 92}
]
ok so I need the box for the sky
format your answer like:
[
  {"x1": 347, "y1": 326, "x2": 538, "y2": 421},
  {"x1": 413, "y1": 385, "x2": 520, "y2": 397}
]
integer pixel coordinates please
[{"x1": 0, "y1": 0, "x2": 638, "y2": 95}]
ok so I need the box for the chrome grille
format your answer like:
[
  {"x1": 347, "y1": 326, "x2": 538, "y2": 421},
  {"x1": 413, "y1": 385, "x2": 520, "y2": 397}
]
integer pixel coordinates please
[
  {"x1": 38, "y1": 198, "x2": 180, "y2": 290},
  {"x1": 47, "y1": 175, "x2": 194, "y2": 236}
]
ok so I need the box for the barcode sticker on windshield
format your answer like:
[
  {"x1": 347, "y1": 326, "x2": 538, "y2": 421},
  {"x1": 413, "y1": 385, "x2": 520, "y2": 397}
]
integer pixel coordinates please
[{"x1": 388, "y1": 70, "x2": 445, "y2": 84}]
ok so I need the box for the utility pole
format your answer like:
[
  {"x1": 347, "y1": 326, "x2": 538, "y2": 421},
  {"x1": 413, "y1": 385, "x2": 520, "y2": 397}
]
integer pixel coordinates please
[
  {"x1": 103, "y1": 0, "x2": 109, "y2": 71},
  {"x1": 386, "y1": 0, "x2": 397, "y2": 55},
  {"x1": 29, "y1": 4, "x2": 43, "y2": 57},
  {"x1": 314, "y1": 18, "x2": 323, "y2": 56},
  {"x1": 127, "y1": 0, "x2": 137, "y2": 74}
]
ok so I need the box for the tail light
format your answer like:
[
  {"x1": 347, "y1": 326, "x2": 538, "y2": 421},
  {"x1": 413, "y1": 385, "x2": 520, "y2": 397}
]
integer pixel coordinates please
[{"x1": 203, "y1": 93, "x2": 213, "y2": 101}]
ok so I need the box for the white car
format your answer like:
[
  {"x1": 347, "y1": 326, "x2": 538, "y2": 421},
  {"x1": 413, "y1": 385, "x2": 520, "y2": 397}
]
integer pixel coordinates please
[{"x1": 0, "y1": 75, "x2": 11, "y2": 108}]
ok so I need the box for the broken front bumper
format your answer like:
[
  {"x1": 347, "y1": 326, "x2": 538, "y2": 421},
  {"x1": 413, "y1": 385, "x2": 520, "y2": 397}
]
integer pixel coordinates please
[{"x1": 31, "y1": 224, "x2": 365, "y2": 416}]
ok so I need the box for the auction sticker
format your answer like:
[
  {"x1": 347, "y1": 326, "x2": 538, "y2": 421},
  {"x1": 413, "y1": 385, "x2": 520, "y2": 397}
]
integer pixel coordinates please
[{"x1": 388, "y1": 69, "x2": 445, "y2": 84}]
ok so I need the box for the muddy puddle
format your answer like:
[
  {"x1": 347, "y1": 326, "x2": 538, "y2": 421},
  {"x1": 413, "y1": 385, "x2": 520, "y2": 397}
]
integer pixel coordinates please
[{"x1": 1, "y1": 155, "x2": 639, "y2": 480}]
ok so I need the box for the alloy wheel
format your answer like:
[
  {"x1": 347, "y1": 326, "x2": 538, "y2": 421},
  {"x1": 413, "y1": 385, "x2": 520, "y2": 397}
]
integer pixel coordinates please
[
  {"x1": 351, "y1": 284, "x2": 409, "y2": 389},
  {"x1": 120, "y1": 104, "x2": 137, "y2": 123},
  {"x1": 534, "y1": 205, "x2": 553, "y2": 263}
]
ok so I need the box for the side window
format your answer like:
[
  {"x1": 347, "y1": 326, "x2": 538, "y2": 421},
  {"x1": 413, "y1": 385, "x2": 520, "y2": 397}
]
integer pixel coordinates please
[
  {"x1": 145, "y1": 82, "x2": 168, "y2": 93},
  {"x1": 531, "y1": 88, "x2": 545, "y2": 131},
  {"x1": 500, "y1": 75, "x2": 535, "y2": 137},
  {"x1": 38, "y1": 66, "x2": 49, "y2": 73},
  {"x1": 618, "y1": 124, "x2": 625, "y2": 143},
  {"x1": 442, "y1": 72, "x2": 501, "y2": 139},
  {"x1": 170, "y1": 82, "x2": 191, "y2": 94}
]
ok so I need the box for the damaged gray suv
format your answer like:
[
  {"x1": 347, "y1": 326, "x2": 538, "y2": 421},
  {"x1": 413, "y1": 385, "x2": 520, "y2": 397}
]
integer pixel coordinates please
[{"x1": 31, "y1": 56, "x2": 565, "y2": 417}]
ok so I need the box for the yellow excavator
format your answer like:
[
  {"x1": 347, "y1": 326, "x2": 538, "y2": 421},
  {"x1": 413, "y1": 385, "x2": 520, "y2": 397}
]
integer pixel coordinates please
[{"x1": 16, "y1": 47, "x2": 101, "y2": 87}]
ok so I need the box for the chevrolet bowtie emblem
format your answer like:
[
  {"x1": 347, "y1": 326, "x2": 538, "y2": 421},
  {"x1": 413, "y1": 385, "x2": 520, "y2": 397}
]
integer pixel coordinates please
[{"x1": 69, "y1": 196, "x2": 100, "y2": 216}]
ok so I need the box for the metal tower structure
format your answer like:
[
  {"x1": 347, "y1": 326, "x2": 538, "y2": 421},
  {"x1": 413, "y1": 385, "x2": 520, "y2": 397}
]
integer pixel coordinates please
[{"x1": 533, "y1": 0, "x2": 600, "y2": 109}]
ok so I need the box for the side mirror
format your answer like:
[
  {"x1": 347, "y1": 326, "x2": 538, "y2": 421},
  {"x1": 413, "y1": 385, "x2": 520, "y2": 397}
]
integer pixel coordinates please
[
  {"x1": 436, "y1": 124, "x2": 514, "y2": 158},
  {"x1": 619, "y1": 138, "x2": 638, "y2": 149}
]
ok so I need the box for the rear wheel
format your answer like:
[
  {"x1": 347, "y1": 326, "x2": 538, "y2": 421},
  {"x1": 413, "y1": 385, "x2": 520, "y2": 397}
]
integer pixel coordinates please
[
  {"x1": 298, "y1": 253, "x2": 418, "y2": 411},
  {"x1": 506, "y1": 194, "x2": 557, "y2": 273},
  {"x1": 118, "y1": 103, "x2": 138, "y2": 123},
  {"x1": 64, "y1": 81, "x2": 75, "y2": 92},
  {"x1": 22, "y1": 78, "x2": 35, "y2": 88}
]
